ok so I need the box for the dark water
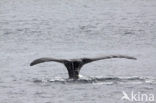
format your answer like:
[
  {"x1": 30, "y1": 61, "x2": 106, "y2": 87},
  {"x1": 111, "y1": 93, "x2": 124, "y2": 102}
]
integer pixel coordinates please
[{"x1": 0, "y1": 0, "x2": 156, "y2": 103}]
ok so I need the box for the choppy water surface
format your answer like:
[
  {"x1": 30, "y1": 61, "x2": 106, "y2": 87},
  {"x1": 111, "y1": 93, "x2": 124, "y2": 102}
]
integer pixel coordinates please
[{"x1": 0, "y1": 0, "x2": 156, "y2": 103}]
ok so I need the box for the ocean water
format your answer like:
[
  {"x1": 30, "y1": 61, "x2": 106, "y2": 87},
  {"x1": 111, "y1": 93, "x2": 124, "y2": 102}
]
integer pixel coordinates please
[{"x1": 0, "y1": 0, "x2": 156, "y2": 103}]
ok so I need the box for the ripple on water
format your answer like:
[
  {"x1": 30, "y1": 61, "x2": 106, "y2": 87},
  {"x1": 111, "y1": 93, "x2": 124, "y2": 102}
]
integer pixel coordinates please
[{"x1": 31, "y1": 76, "x2": 156, "y2": 85}]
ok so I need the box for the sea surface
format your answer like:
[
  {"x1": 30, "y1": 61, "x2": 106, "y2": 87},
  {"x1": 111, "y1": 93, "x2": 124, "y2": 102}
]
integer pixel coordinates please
[{"x1": 0, "y1": 0, "x2": 156, "y2": 103}]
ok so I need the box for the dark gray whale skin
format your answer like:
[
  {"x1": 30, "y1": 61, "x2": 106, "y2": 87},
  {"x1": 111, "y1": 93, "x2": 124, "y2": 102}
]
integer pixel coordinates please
[{"x1": 30, "y1": 55, "x2": 137, "y2": 80}]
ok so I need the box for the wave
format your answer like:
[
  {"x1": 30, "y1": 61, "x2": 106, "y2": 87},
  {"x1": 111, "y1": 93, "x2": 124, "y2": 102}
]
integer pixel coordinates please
[{"x1": 32, "y1": 76, "x2": 156, "y2": 85}]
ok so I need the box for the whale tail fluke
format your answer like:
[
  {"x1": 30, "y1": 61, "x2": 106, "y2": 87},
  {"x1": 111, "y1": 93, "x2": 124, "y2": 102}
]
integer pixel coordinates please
[
  {"x1": 30, "y1": 55, "x2": 137, "y2": 66},
  {"x1": 30, "y1": 55, "x2": 137, "y2": 79}
]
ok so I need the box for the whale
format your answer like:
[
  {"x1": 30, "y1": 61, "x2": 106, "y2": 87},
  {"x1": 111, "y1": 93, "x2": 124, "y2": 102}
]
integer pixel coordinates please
[{"x1": 30, "y1": 55, "x2": 137, "y2": 79}]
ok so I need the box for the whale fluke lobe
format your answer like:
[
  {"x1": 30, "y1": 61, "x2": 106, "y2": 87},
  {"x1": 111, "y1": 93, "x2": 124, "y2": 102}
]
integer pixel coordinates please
[
  {"x1": 81, "y1": 55, "x2": 136, "y2": 65},
  {"x1": 30, "y1": 58, "x2": 67, "y2": 66},
  {"x1": 30, "y1": 55, "x2": 137, "y2": 79},
  {"x1": 86, "y1": 55, "x2": 137, "y2": 62}
]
